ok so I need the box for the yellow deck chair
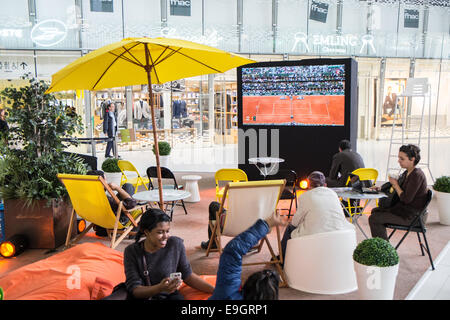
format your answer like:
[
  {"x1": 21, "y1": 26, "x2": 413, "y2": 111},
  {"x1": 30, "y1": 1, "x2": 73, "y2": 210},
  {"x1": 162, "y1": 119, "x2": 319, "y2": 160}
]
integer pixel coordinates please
[
  {"x1": 214, "y1": 168, "x2": 248, "y2": 203},
  {"x1": 344, "y1": 168, "x2": 379, "y2": 222},
  {"x1": 58, "y1": 173, "x2": 147, "y2": 250},
  {"x1": 118, "y1": 160, "x2": 150, "y2": 193},
  {"x1": 206, "y1": 179, "x2": 288, "y2": 287}
]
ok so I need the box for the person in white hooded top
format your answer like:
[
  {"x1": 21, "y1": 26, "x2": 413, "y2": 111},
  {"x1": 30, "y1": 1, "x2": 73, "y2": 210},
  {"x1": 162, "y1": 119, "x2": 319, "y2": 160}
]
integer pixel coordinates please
[{"x1": 280, "y1": 171, "x2": 354, "y2": 260}]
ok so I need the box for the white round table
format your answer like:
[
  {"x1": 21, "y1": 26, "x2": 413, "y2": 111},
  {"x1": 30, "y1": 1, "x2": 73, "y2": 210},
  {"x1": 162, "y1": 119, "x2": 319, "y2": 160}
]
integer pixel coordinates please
[
  {"x1": 248, "y1": 157, "x2": 285, "y2": 178},
  {"x1": 133, "y1": 189, "x2": 191, "y2": 220},
  {"x1": 181, "y1": 175, "x2": 202, "y2": 202}
]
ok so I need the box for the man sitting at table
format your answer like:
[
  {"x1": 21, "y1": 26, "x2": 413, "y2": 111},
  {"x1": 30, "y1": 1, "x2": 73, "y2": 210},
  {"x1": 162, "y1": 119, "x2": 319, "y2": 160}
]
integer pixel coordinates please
[
  {"x1": 326, "y1": 139, "x2": 365, "y2": 188},
  {"x1": 279, "y1": 171, "x2": 354, "y2": 262}
]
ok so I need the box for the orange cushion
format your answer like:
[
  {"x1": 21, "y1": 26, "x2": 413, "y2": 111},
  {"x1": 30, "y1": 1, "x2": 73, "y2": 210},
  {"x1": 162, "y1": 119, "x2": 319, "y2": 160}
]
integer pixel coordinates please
[
  {"x1": 0, "y1": 242, "x2": 216, "y2": 300},
  {"x1": 0, "y1": 242, "x2": 125, "y2": 300},
  {"x1": 179, "y1": 275, "x2": 216, "y2": 300}
]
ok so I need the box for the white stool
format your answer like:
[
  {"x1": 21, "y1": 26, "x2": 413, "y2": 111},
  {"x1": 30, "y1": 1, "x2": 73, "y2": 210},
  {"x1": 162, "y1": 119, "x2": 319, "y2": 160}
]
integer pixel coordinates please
[{"x1": 181, "y1": 175, "x2": 202, "y2": 202}]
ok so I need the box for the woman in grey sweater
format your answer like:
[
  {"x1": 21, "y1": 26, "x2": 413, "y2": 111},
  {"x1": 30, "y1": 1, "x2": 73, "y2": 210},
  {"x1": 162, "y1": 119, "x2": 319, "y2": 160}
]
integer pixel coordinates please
[{"x1": 124, "y1": 208, "x2": 214, "y2": 300}]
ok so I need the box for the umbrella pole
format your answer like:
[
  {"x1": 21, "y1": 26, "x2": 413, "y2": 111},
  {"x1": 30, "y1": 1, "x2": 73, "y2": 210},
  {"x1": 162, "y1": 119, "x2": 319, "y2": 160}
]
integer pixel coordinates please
[{"x1": 145, "y1": 46, "x2": 164, "y2": 210}]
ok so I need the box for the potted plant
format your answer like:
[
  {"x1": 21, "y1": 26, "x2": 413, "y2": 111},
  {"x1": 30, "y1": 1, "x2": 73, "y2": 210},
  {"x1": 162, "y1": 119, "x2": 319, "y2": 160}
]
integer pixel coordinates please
[
  {"x1": 152, "y1": 141, "x2": 171, "y2": 167},
  {"x1": 0, "y1": 74, "x2": 87, "y2": 249},
  {"x1": 101, "y1": 157, "x2": 122, "y2": 186},
  {"x1": 353, "y1": 237, "x2": 399, "y2": 300},
  {"x1": 433, "y1": 176, "x2": 450, "y2": 225}
]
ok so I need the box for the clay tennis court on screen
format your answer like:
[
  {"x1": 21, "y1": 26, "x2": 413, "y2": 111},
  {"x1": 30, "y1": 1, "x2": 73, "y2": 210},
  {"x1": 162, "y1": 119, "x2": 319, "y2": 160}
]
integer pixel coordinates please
[{"x1": 242, "y1": 95, "x2": 345, "y2": 126}]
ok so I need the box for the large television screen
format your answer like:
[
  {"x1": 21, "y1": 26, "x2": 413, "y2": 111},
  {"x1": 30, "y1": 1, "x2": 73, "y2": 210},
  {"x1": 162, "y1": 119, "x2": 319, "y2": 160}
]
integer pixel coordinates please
[{"x1": 240, "y1": 64, "x2": 345, "y2": 126}]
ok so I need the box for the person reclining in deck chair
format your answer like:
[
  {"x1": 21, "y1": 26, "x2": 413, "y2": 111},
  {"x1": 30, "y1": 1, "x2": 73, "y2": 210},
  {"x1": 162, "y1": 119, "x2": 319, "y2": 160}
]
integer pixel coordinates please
[
  {"x1": 87, "y1": 170, "x2": 137, "y2": 236},
  {"x1": 200, "y1": 201, "x2": 226, "y2": 250},
  {"x1": 280, "y1": 171, "x2": 354, "y2": 261},
  {"x1": 208, "y1": 210, "x2": 287, "y2": 300}
]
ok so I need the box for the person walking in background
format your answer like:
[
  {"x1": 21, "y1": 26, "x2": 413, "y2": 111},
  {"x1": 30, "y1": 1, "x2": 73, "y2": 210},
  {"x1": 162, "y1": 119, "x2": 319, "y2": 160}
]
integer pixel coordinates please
[
  {"x1": 103, "y1": 102, "x2": 117, "y2": 158},
  {"x1": 326, "y1": 139, "x2": 365, "y2": 188}
]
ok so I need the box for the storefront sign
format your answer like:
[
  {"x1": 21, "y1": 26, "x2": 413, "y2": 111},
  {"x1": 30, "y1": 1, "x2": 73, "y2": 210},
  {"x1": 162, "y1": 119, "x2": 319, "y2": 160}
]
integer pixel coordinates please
[
  {"x1": 291, "y1": 32, "x2": 376, "y2": 54},
  {"x1": 170, "y1": 0, "x2": 191, "y2": 16},
  {"x1": 90, "y1": 0, "x2": 113, "y2": 13},
  {"x1": 31, "y1": 19, "x2": 67, "y2": 47},
  {"x1": 309, "y1": 1, "x2": 328, "y2": 23},
  {"x1": 0, "y1": 56, "x2": 34, "y2": 79},
  {"x1": 404, "y1": 9, "x2": 419, "y2": 28},
  {"x1": 0, "y1": 29, "x2": 23, "y2": 38}
]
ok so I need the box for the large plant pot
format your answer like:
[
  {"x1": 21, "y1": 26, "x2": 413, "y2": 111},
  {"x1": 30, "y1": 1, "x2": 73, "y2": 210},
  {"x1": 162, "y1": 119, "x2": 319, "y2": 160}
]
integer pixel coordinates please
[
  {"x1": 4, "y1": 198, "x2": 76, "y2": 249},
  {"x1": 433, "y1": 189, "x2": 450, "y2": 225},
  {"x1": 159, "y1": 155, "x2": 170, "y2": 168},
  {"x1": 354, "y1": 261, "x2": 399, "y2": 300},
  {"x1": 104, "y1": 172, "x2": 122, "y2": 186}
]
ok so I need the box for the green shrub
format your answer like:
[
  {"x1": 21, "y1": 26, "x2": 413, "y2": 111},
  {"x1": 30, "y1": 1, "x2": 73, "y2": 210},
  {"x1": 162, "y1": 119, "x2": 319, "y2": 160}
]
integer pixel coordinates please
[
  {"x1": 101, "y1": 158, "x2": 121, "y2": 173},
  {"x1": 152, "y1": 141, "x2": 171, "y2": 156},
  {"x1": 0, "y1": 74, "x2": 86, "y2": 206},
  {"x1": 433, "y1": 176, "x2": 450, "y2": 193},
  {"x1": 353, "y1": 238, "x2": 399, "y2": 267}
]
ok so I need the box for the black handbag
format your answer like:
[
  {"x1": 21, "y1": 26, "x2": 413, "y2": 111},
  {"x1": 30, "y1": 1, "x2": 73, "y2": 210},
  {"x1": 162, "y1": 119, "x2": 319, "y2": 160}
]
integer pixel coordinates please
[{"x1": 378, "y1": 173, "x2": 405, "y2": 209}]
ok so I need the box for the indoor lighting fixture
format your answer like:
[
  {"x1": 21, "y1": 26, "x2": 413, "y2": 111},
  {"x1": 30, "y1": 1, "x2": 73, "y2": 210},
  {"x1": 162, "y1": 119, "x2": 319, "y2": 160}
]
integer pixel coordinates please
[
  {"x1": 299, "y1": 179, "x2": 308, "y2": 189},
  {"x1": 0, "y1": 234, "x2": 29, "y2": 258},
  {"x1": 77, "y1": 218, "x2": 86, "y2": 234}
]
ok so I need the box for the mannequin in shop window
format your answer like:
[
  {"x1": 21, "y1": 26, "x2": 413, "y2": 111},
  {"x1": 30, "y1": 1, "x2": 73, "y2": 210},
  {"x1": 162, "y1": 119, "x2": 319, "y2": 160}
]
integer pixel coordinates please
[{"x1": 382, "y1": 86, "x2": 400, "y2": 121}]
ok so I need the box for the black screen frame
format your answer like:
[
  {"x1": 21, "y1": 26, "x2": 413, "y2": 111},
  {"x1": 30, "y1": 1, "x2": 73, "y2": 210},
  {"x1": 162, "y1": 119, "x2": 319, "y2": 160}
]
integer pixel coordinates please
[{"x1": 237, "y1": 58, "x2": 358, "y2": 182}]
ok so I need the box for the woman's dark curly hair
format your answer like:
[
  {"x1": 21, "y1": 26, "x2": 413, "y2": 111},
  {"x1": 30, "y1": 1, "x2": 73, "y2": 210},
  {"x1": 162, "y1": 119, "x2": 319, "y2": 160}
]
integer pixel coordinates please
[
  {"x1": 399, "y1": 144, "x2": 421, "y2": 166},
  {"x1": 135, "y1": 208, "x2": 171, "y2": 243},
  {"x1": 241, "y1": 269, "x2": 280, "y2": 300}
]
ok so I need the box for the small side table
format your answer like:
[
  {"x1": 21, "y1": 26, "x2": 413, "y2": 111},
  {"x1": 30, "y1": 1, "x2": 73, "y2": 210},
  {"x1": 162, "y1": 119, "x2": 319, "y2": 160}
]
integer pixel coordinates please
[{"x1": 181, "y1": 175, "x2": 202, "y2": 202}]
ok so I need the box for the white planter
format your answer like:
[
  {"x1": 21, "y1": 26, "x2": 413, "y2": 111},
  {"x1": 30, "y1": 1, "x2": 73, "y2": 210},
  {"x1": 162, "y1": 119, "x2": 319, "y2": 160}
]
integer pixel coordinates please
[
  {"x1": 354, "y1": 261, "x2": 399, "y2": 300},
  {"x1": 433, "y1": 189, "x2": 450, "y2": 225},
  {"x1": 159, "y1": 155, "x2": 170, "y2": 168},
  {"x1": 103, "y1": 172, "x2": 122, "y2": 186}
]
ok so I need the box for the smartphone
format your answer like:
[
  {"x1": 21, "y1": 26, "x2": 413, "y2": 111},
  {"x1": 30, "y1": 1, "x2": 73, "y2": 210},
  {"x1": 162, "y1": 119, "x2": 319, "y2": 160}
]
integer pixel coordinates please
[{"x1": 169, "y1": 272, "x2": 182, "y2": 281}]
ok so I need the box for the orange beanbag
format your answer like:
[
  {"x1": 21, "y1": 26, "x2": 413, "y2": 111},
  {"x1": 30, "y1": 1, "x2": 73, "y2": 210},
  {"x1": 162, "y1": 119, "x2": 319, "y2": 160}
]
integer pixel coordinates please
[{"x1": 0, "y1": 242, "x2": 215, "y2": 300}]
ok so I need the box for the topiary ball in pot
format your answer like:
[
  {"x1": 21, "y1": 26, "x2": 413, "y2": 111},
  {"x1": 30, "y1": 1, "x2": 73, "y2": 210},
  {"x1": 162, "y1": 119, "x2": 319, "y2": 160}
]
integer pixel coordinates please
[
  {"x1": 101, "y1": 157, "x2": 121, "y2": 173},
  {"x1": 433, "y1": 176, "x2": 450, "y2": 193},
  {"x1": 152, "y1": 141, "x2": 171, "y2": 156},
  {"x1": 353, "y1": 237, "x2": 399, "y2": 267}
]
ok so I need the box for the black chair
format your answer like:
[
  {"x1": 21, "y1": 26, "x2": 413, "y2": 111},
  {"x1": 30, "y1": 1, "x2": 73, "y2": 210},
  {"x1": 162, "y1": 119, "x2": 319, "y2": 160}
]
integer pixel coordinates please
[
  {"x1": 146, "y1": 166, "x2": 188, "y2": 218},
  {"x1": 267, "y1": 169, "x2": 298, "y2": 219},
  {"x1": 385, "y1": 189, "x2": 435, "y2": 270}
]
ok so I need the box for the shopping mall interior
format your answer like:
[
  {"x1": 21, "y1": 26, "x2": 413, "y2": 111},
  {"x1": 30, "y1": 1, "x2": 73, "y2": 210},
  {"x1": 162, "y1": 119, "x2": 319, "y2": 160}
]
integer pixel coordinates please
[{"x1": 0, "y1": 0, "x2": 449, "y2": 305}]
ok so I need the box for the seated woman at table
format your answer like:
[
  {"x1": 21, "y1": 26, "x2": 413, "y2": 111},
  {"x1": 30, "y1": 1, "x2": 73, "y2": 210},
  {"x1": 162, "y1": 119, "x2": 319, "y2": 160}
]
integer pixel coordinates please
[
  {"x1": 123, "y1": 208, "x2": 215, "y2": 300},
  {"x1": 279, "y1": 171, "x2": 354, "y2": 260},
  {"x1": 368, "y1": 144, "x2": 428, "y2": 240}
]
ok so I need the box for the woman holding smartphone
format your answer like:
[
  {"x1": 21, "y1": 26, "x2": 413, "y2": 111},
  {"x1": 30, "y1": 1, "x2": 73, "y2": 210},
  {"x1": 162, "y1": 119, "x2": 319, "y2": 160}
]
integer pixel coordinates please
[
  {"x1": 368, "y1": 144, "x2": 428, "y2": 240},
  {"x1": 123, "y1": 208, "x2": 214, "y2": 300}
]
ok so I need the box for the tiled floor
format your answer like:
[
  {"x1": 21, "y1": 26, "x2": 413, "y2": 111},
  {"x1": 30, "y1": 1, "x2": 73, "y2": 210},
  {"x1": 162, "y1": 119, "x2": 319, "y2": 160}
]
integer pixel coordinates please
[
  {"x1": 102, "y1": 137, "x2": 449, "y2": 300},
  {"x1": 406, "y1": 241, "x2": 450, "y2": 300}
]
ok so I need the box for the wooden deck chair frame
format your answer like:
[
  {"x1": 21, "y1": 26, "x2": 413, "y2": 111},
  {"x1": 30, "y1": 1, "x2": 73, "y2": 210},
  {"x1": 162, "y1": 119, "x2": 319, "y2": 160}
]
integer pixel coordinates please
[
  {"x1": 118, "y1": 160, "x2": 150, "y2": 193},
  {"x1": 58, "y1": 174, "x2": 147, "y2": 250},
  {"x1": 206, "y1": 179, "x2": 288, "y2": 287},
  {"x1": 344, "y1": 168, "x2": 378, "y2": 222}
]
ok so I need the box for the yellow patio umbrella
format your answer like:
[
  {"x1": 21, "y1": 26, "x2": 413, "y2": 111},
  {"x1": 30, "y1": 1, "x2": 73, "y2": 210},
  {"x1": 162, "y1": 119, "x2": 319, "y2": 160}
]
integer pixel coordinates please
[{"x1": 46, "y1": 37, "x2": 255, "y2": 209}]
